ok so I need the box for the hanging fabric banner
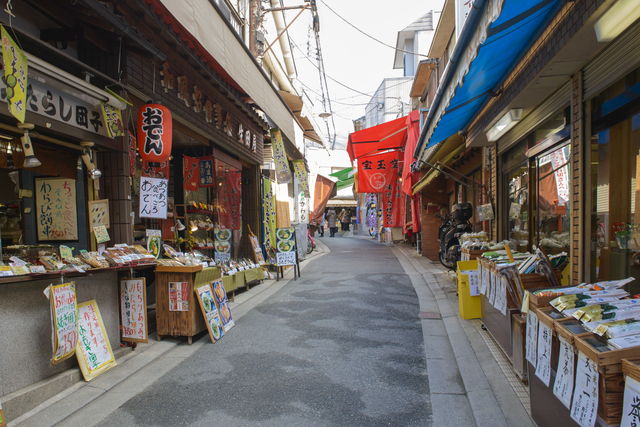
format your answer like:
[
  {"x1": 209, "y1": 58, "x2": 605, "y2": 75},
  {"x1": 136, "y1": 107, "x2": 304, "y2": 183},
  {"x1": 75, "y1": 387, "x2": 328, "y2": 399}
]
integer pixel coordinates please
[
  {"x1": 311, "y1": 175, "x2": 335, "y2": 224},
  {"x1": 383, "y1": 178, "x2": 403, "y2": 227},
  {"x1": 100, "y1": 101, "x2": 124, "y2": 138},
  {"x1": 198, "y1": 156, "x2": 216, "y2": 187},
  {"x1": 357, "y1": 150, "x2": 399, "y2": 193},
  {"x1": 219, "y1": 169, "x2": 242, "y2": 230},
  {"x1": 127, "y1": 131, "x2": 137, "y2": 178},
  {"x1": 270, "y1": 128, "x2": 292, "y2": 184},
  {"x1": 411, "y1": 194, "x2": 421, "y2": 233},
  {"x1": 292, "y1": 160, "x2": 310, "y2": 196},
  {"x1": 403, "y1": 110, "x2": 421, "y2": 195},
  {"x1": 183, "y1": 155, "x2": 199, "y2": 191},
  {"x1": 1, "y1": 26, "x2": 27, "y2": 123},
  {"x1": 263, "y1": 178, "x2": 277, "y2": 264}
]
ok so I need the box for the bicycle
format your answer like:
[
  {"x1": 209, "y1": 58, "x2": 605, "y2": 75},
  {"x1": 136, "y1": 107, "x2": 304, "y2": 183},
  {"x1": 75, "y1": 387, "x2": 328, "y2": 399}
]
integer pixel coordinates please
[{"x1": 307, "y1": 228, "x2": 315, "y2": 254}]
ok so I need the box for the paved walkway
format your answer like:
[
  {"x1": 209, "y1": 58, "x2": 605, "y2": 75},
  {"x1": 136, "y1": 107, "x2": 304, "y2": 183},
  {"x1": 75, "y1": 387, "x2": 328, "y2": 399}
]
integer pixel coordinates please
[{"x1": 10, "y1": 234, "x2": 533, "y2": 426}]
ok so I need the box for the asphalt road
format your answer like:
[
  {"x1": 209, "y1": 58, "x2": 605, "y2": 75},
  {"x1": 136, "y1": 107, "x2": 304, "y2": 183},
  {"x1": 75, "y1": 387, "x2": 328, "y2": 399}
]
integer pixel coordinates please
[{"x1": 97, "y1": 234, "x2": 431, "y2": 426}]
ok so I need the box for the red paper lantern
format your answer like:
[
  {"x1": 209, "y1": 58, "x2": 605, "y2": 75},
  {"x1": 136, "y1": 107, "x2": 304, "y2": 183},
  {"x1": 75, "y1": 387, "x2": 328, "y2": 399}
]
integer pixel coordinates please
[{"x1": 137, "y1": 103, "x2": 172, "y2": 163}]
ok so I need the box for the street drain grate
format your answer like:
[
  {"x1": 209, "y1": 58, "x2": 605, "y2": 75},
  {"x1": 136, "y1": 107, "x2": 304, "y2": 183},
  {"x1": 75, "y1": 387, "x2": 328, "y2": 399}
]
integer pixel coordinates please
[{"x1": 419, "y1": 312, "x2": 441, "y2": 319}]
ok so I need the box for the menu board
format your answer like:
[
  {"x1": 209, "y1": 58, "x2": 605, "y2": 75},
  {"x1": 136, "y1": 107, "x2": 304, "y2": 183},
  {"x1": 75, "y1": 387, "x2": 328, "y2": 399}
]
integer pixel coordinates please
[
  {"x1": 120, "y1": 278, "x2": 148, "y2": 343},
  {"x1": 76, "y1": 300, "x2": 117, "y2": 381},
  {"x1": 214, "y1": 228, "x2": 232, "y2": 263},
  {"x1": 35, "y1": 177, "x2": 78, "y2": 241},
  {"x1": 195, "y1": 283, "x2": 225, "y2": 343},
  {"x1": 275, "y1": 227, "x2": 296, "y2": 266},
  {"x1": 212, "y1": 279, "x2": 234, "y2": 332},
  {"x1": 146, "y1": 229, "x2": 161, "y2": 259},
  {"x1": 249, "y1": 235, "x2": 265, "y2": 265},
  {"x1": 139, "y1": 176, "x2": 168, "y2": 219},
  {"x1": 46, "y1": 282, "x2": 78, "y2": 365},
  {"x1": 169, "y1": 282, "x2": 189, "y2": 311},
  {"x1": 88, "y1": 199, "x2": 110, "y2": 229}
]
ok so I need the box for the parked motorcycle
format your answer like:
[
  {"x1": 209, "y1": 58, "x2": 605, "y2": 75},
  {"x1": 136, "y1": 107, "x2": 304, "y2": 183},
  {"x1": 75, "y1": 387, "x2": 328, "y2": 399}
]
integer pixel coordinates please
[{"x1": 437, "y1": 203, "x2": 474, "y2": 269}]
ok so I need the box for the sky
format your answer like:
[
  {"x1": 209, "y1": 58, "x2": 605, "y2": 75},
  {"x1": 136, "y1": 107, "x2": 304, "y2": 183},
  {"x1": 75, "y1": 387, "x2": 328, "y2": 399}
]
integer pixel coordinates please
[{"x1": 279, "y1": 0, "x2": 445, "y2": 150}]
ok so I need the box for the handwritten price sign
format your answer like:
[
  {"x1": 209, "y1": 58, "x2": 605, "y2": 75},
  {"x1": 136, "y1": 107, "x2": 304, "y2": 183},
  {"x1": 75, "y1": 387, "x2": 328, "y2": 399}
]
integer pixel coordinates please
[
  {"x1": 47, "y1": 282, "x2": 78, "y2": 364},
  {"x1": 139, "y1": 177, "x2": 168, "y2": 219},
  {"x1": 120, "y1": 278, "x2": 148, "y2": 343}
]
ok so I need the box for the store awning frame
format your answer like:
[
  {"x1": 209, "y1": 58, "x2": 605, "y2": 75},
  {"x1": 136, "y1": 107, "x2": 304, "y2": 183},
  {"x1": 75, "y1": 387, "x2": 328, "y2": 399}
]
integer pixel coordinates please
[
  {"x1": 347, "y1": 115, "x2": 409, "y2": 163},
  {"x1": 414, "y1": 0, "x2": 563, "y2": 162}
]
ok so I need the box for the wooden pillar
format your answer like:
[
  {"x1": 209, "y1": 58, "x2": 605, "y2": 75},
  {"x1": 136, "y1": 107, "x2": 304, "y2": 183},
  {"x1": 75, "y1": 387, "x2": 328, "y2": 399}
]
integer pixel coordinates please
[{"x1": 571, "y1": 72, "x2": 585, "y2": 285}]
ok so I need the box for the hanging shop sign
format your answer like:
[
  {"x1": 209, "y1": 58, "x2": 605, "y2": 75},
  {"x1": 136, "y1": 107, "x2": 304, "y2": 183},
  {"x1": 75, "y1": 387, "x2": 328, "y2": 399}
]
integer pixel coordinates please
[
  {"x1": 35, "y1": 177, "x2": 78, "y2": 241},
  {"x1": 127, "y1": 131, "x2": 137, "y2": 177},
  {"x1": 139, "y1": 176, "x2": 168, "y2": 219},
  {"x1": 357, "y1": 150, "x2": 399, "y2": 193},
  {"x1": 137, "y1": 103, "x2": 172, "y2": 163},
  {"x1": 263, "y1": 179, "x2": 277, "y2": 264},
  {"x1": 183, "y1": 155, "x2": 199, "y2": 191},
  {"x1": 100, "y1": 101, "x2": 124, "y2": 138},
  {"x1": 198, "y1": 156, "x2": 216, "y2": 187},
  {"x1": 292, "y1": 160, "x2": 310, "y2": 196},
  {"x1": 383, "y1": 179, "x2": 403, "y2": 227},
  {"x1": 270, "y1": 128, "x2": 292, "y2": 184},
  {"x1": 218, "y1": 169, "x2": 241, "y2": 230},
  {"x1": 1, "y1": 26, "x2": 27, "y2": 123}
]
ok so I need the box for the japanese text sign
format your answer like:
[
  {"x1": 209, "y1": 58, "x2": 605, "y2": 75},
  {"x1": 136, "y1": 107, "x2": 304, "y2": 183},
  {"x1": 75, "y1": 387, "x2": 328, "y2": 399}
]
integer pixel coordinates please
[
  {"x1": 169, "y1": 282, "x2": 189, "y2": 311},
  {"x1": 100, "y1": 101, "x2": 124, "y2": 138},
  {"x1": 183, "y1": 155, "x2": 199, "y2": 191},
  {"x1": 553, "y1": 336, "x2": 575, "y2": 409},
  {"x1": 198, "y1": 156, "x2": 215, "y2": 187},
  {"x1": 76, "y1": 300, "x2": 116, "y2": 381},
  {"x1": 621, "y1": 375, "x2": 640, "y2": 427},
  {"x1": 1, "y1": 26, "x2": 27, "y2": 123},
  {"x1": 35, "y1": 177, "x2": 78, "y2": 241},
  {"x1": 526, "y1": 311, "x2": 538, "y2": 366},
  {"x1": 275, "y1": 227, "x2": 296, "y2": 266},
  {"x1": 270, "y1": 128, "x2": 292, "y2": 184},
  {"x1": 570, "y1": 351, "x2": 599, "y2": 427},
  {"x1": 357, "y1": 150, "x2": 399, "y2": 193},
  {"x1": 46, "y1": 282, "x2": 78, "y2": 365},
  {"x1": 139, "y1": 177, "x2": 168, "y2": 219},
  {"x1": 382, "y1": 178, "x2": 403, "y2": 227},
  {"x1": 218, "y1": 168, "x2": 241, "y2": 230},
  {"x1": 292, "y1": 160, "x2": 310, "y2": 196},
  {"x1": 93, "y1": 225, "x2": 110, "y2": 244},
  {"x1": 120, "y1": 278, "x2": 148, "y2": 343},
  {"x1": 535, "y1": 321, "x2": 552, "y2": 386},
  {"x1": 137, "y1": 103, "x2": 172, "y2": 163}
]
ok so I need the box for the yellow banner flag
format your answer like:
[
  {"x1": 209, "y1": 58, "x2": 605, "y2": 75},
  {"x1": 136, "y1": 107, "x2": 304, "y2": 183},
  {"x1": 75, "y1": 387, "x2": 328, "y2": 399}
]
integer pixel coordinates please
[
  {"x1": 100, "y1": 100, "x2": 124, "y2": 138},
  {"x1": 1, "y1": 26, "x2": 27, "y2": 123}
]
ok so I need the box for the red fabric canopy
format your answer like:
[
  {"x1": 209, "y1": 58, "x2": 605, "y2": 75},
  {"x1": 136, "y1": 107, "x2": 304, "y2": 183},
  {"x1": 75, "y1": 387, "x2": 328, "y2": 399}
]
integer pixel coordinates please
[{"x1": 347, "y1": 115, "x2": 409, "y2": 163}]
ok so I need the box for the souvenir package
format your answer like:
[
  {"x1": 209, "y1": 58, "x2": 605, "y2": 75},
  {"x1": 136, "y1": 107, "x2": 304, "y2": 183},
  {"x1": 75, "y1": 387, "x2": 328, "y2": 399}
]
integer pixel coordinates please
[{"x1": 79, "y1": 251, "x2": 110, "y2": 268}]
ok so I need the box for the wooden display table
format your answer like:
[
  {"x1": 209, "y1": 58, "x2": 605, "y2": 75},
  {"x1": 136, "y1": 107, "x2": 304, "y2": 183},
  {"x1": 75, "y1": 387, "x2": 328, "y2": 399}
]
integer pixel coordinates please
[{"x1": 155, "y1": 265, "x2": 221, "y2": 344}]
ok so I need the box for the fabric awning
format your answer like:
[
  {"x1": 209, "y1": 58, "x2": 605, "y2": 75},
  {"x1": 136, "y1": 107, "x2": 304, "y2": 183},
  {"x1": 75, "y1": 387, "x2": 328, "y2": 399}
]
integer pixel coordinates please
[
  {"x1": 329, "y1": 167, "x2": 353, "y2": 180},
  {"x1": 415, "y1": 0, "x2": 562, "y2": 159},
  {"x1": 347, "y1": 115, "x2": 409, "y2": 163},
  {"x1": 278, "y1": 91, "x2": 325, "y2": 146}
]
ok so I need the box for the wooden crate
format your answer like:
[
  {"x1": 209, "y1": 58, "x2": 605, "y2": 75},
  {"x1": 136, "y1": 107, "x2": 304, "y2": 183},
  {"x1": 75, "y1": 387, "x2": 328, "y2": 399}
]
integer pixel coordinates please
[
  {"x1": 461, "y1": 248, "x2": 492, "y2": 261},
  {"x1": 511, "y1": 313, "x2": 528, "y2": 381}
]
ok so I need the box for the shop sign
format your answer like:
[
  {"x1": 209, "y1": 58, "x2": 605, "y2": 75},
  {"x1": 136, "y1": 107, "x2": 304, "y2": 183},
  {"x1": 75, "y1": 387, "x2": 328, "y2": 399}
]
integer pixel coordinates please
[
  {"x1": 120, "y1": 278, "x2": 148, "y2": 343},
  {"x1": 195, "y1": 282, "x2": 224, "y2": 342},
  {"x1": 383, "y1": 178, "x2": 403, "y2": 227},
  {"x1": 218, "y1": 169, "x2": 241, "y2": 230},
  {"x1": 139, "y1": 176, "x2": 168, "y2": 219},
  {"x1": 127, "y1": 131, "x2": 137, "y2": 177},
  {"x1": 275, "y1": 227, "x2": 296, "y2": 266},
  {"x1": 183, "y1": 155, "x2": 199, "y2": 191},
  {"x1": 214, "y1": 228, "x2": 231, "y2": 263},
  {"x1": 292, "y1": 160, "x2": 310, "y2": 196},
  {"x1": 270, "y1": 128, "x2": 291, "y2": 184},
  {"x1": 169, "y1": 282, "x2": 189, "y2": 311},
  {"x1": 35, "y1": 177, "x2": 78, "y2": 241},
  {"x1": 212, "y1": 279, "x2": 234, "y2": 332},
  {"x1": 535, "y1": 321, "x2": 552, "y2": 386},
  {"x1": 46, "y1": 282, "x2": 78, "y2": 364},
  {"x1": 76, "y1": 300, "x2": 116, "y2": 381},
  {"x1": 100, "y1": 101, "x2": 124, "y2": 138},
  {"x1": 570, "y1": 351, "x2": 599, "y2": 427},
  {"x1": 0, "y1": 77, "x2": 112, "y2": 138},
  {"x1": 358, "y1": 150, "x2": 399, "y2": 193},
  {"x1": 1, "y1": 26, "x2": 27, "y2": 123},
  {"x1": 553, "y1": 336, "x2": 575, "y2": 409},
  {"x1": 525, "y1": 311, "x2": 538, "y2": 366},
  {"x1": 550, "y1": 148, "x2": 570, "y2": 206},
  {"x1": 621, "y1": 376, "x2": 640, "y2": 427},
  {"x1": 137, "y1": 103, "x2": 172, "y2": 163},
  {"x1": 198, "y1": 156, "x2": 216, "y2": 187},
  {"x1": 263, "y1": 179, "x2": 277, "y2": 264}
]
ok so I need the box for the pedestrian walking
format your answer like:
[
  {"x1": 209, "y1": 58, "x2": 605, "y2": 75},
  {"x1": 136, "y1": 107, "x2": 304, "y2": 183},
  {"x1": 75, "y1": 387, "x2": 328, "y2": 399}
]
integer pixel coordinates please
[
  {"x1": 319, "y1": 212, "x2": 325, "y2": 237},
  {"x1": 326, "y1": 208, "x2": 338, "y2": 237},
  {"x1": 341, "y1": 209, "x2": 351, "y2": 231}
]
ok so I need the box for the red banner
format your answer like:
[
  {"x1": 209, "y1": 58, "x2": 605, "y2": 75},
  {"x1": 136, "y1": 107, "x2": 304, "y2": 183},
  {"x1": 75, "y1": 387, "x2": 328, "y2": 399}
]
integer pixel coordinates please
[
  {"x1": 142, "y1": 159, "x2": 169, "y2": 180},
  {"x1": 218, "y1": 169, "x2": 242, "y2": 230},
  {"x1": 127, "y1": 130, "x2": 137, "y2": 178},
  {"x1": 357, "y1": 150, "x2": 399, "y2": 193},
  {"x1": 403, "y1": 110, "x2": 421, "y2": 195},
  {"x1": 183, "y1": 155, "x2": 199, "y2": 191},
  {"x1": 383, "y1": 179, "x2": 403, "y2": 227}
]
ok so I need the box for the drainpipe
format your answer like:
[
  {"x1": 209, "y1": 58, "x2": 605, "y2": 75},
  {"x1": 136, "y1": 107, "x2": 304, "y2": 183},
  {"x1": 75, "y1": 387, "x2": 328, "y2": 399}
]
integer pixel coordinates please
[{"x1": 270, "y1": 0, "x2": 296, "y2": 79}]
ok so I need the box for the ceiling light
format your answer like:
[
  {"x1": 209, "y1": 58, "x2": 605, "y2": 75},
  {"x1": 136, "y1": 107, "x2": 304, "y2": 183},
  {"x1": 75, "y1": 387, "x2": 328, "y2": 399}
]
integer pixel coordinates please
[
  {"x1": 17, "y1": 123, "x2": 41, "y2": 168},
  {"x1": 594, "y1": 0, "x2": 640, "y2": 42},
  {"x1": 486, "y1": 108, "x2": 523, "y2": 142}
]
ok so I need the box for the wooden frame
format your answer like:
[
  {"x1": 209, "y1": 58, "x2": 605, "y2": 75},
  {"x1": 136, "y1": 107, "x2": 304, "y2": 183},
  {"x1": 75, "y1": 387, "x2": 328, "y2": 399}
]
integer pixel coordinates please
[{"x1": 88, "y1": 199, "x2": 110, "y2": 229}]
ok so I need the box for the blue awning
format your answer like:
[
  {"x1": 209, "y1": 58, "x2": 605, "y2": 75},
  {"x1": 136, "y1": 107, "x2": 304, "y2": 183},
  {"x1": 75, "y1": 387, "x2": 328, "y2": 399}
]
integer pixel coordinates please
[{"x1": 416, "y1": 0, "x2": 562, "y2": 156}]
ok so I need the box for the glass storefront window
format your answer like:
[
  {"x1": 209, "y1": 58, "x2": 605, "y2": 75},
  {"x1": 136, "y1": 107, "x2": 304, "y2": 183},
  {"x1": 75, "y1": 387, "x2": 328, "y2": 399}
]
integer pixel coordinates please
[
  {"x1": 535, "y1": 143, "x2": 571, "y2": 254},
  {"x1": 503, "y1": 139, "x2": 530, "y2": 251}
]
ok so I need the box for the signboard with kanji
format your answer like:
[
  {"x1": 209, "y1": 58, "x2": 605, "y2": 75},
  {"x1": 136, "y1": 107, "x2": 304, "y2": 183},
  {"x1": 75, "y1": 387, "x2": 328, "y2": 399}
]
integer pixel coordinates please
[
  {"x1": 120, "y1": 278, "x2": 148, "y2": 343},
  {"x1": 199, "y1": 156, "x2": 216, "y2": 187},
  {"x1": 275, "y1": 227, "x2": 296, "y2": 266},
  {"x1": 35, "y1": 177, "x2": 78, "y2": 241},
  {"x1": 139, "y1": 177, "x2": 168, "y2": 219},
  {"x1": 357, "y1": 150, "x2": 399, "y2": 193},
  {"x1": 46, "y1": 282, "x2": 78, "y2": 365},
  {"x1": 75, "y1": 300, "x2": 117, "y2": 381}
]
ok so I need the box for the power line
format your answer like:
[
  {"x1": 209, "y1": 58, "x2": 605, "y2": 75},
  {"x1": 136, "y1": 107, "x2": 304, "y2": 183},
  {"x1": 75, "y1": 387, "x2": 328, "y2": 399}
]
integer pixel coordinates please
[{"x1": 318, "y1": 0, "x2": 430, "y2": 58}]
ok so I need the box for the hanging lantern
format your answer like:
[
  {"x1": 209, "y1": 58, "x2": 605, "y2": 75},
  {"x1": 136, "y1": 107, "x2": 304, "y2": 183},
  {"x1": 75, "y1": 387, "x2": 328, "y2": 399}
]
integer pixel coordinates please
[{"x1": 137, "y1": 103, "x2": 172, "y2": 164}]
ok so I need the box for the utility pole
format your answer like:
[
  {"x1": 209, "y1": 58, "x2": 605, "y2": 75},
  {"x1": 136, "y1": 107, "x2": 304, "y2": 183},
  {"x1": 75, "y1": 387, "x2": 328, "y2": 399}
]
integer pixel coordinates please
[{"x1": 249, "y1": 0, "x2": 260, "y2": 57}]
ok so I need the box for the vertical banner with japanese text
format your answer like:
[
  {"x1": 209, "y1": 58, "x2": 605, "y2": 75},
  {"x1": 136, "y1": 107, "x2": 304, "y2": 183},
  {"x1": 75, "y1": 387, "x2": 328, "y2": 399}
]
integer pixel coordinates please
[
  {"x1": 270, "y1": 128, "x2": 292, "y2": 184},
  {"x1": 357, "y1": 150, "x2": 399, "y2": 193},
  {"x1": 263, "y1": 178, "x2": 277, "y2": 264},
  {"x1": 382, "y1": 178, "x2": 403, "y2": 227},
  {"x1": 219, "y1": 169, "x2": 241, "y2": 229},
  {"x1": 139, "y1": 177, "x2": 168, "y2": 219},
  {"x1": 1, "y1": 26, "x2": 27, "y2": 123},
  {"x1": 100, "y1": 101, "x2": 124, "y2": 138},
  {"x1": 127, "y1": 130, "x2": 137, "y2": 177},
  {"x1": 199, "y1": 156, "x2": 216, "y2": 187},
  {"x1": 292, "y1": 160, "x2": 310, "y2": 196},
  {"x1": 183, "y1": 155, "x2": 199, "y2": 191}
]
